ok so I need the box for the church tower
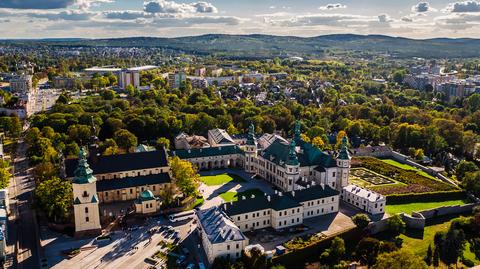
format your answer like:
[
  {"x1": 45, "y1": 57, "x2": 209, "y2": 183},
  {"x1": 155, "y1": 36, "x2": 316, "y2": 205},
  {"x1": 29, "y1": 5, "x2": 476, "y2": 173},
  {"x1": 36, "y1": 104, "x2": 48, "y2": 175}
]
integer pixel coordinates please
[
  {"x1": 336, "y1": 136, "x2": 351, "y2": 191},
  {"x1": 244, "y1": 123, "x2": 258, "y2": 173},
  {"x1": 72, "y1": 147, "x2": 101, "y2": 237},
  {"x1": 285, "y1": 140, "x2": 301, "y2": 192}
]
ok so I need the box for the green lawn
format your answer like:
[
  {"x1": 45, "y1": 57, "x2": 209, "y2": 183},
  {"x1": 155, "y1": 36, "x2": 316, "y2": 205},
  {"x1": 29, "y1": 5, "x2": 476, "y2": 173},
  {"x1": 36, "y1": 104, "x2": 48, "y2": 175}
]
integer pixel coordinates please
[
  {"x1": 400, "y1": 220, "x2": 450, "y2": 256},
  {"x1": 386, "y1": 200, "x2": 467, "y2": 215},
  {"x1": 381, "y1": 159, "x2": 437, "y2": 180},
  {"x1": 199, "y1": 173, "x2": 246, "y2": 186},
  {"x1": 219, "y1": 188, "x2": 264, "y2": 202}
]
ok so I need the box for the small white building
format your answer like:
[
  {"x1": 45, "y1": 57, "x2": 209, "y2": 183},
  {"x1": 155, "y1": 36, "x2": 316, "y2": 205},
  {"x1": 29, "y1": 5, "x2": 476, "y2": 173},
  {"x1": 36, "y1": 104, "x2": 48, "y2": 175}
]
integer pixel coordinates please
[
  {"x1": 134, "y1": 190, "x2": 161, "y2": 215},
  {"x1": 196, "y1": 206, "x2": 249, "y2": 264},
  {"x1": 341, "y1": 184, "x2": 386, "y2": 215}
]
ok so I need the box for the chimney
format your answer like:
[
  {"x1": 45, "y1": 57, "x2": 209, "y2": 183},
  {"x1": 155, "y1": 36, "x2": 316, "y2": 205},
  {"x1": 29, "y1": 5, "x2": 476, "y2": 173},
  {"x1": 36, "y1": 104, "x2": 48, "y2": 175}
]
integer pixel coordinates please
[
  {"x1": 242, "y1": 196, "x2": 246, "y2": 200},
  {"x1": 291, "y1": 191, "x2": 295, "y2": 197},
  {"x1": 320, "y1": 183, "x2": 325, "y2": 189},
  {"x1": 275, "y1": 190, "x2": 278, "y2": 195},
  {"x1": 312, "y1": 181, "x2": 316, "y2": 186},
  {"x1": 307, "y1": 184, "x2": 310, "y2": 189},
  {"x1": 267, "y1": 195, "x2": 271, "y2": 202},
  {"x1": 278, "y1": 192, "x2": 283, "y2": 197},
  {"x1": 251, "y1": 194, "x2": 255, "y2": 199}
]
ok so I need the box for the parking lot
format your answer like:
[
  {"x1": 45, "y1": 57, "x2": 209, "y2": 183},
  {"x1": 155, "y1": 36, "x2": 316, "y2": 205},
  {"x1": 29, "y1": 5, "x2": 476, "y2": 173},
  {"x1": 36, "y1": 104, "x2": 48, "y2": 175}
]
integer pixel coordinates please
[{"x1": 41, "y1": 214, "x2": 207, "y2": 269}]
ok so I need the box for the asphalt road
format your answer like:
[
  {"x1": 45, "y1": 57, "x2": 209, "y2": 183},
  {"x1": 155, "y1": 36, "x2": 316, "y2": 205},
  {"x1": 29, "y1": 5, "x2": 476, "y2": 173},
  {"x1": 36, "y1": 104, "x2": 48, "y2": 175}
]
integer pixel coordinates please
[{"x1": 8, "y1": 140, "x2": 40, "y2": 269}]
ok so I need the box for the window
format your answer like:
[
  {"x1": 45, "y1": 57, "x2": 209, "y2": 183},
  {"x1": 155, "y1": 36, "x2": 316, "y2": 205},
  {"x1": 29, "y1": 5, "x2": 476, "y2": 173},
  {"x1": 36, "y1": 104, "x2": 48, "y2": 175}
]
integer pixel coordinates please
[
  {"x1": 153, "y1": 186, "x2": 156, "y2": 191},
  {"x1": 105, "y1": 192, "x2": 109, "y2": 197},
  {"x1": 83, "y1": 191, "x2": 88, "y2": 197},
  {"x1": 86, "y1": 217, "x2": 89, "y2": 222},
  {"x1": 297, "y1": 218, "x2": 299, "y2": 222},
  {"x1": 130, "y1": 189, "x2": 133, "y2": 194},
  {"x1": 331, "y1": 206, "x2": 334, "y2": 211},
  {"x1": 332, "y1": 197, "x2": 334, "y2": 202},
  {"x1": 117, "y1": 190, "x2": 120, "y2": 195},
  {"x1": 227, "y1": 245, "x2": 230, "y2": 250},
  {"x1": 332, "y1": 172, "x2": 336, "y2": 177},
  {"x1": 245, "y1": 214, "x2": 248, "y2": 220},
  {"x1": 236, "y1": 244, "x2": 239, "y2": 249},
  {"x1": 84, "y1": 207, "x2": 89, "y2": 213},
  {"x1": 245, "y1": 224, "x2": 248, "y2": 229},
  {"x1": 278, "y1": 222, "x2": 281, "y2": 226},
  {"x1": 137, "y1": 172, "x2": 140, "y2": 176},
  {"x1": 279, "y1": 212, "x2": 282, "y2": 217},
  {"x1": 237, "y1": 216, "x2": 241, "y2": 221}
]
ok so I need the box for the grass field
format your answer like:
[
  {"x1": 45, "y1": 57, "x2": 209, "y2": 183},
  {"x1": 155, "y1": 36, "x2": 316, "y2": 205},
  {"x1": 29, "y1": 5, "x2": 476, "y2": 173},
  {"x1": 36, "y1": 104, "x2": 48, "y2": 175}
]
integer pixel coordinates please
[
  {"x1": 199, "y1": 173, "x2": 246, "y2": 186},
  {"x1": 219, "y1": 188, "x2": 264, "y2": 202},
  {"x1": 385, "y1": 200, "x2": 467, "y2": 215},
  {"x1": 399, "y1": 218, "x2": 480, "y2": 268},
  {"x1": 381, "y1": 159, "x2": 437, "y2": 180}
]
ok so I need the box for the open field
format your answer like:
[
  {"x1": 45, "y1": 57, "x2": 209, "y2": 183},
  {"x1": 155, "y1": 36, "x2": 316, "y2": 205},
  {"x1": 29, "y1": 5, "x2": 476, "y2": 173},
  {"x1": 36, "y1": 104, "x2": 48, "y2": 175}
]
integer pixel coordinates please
[
  {"x1": 199, "y1": 173, "x2": 246, "y2": 186},
  {"x1": 381, "y1": 159, "x2": 437, "y2": 180},
  {"x1": 219, "y1": 188, "x2": 264, "y2": 202},
  {"x1": 385, "y1": 199, "x2": 467, "y2": 215}
]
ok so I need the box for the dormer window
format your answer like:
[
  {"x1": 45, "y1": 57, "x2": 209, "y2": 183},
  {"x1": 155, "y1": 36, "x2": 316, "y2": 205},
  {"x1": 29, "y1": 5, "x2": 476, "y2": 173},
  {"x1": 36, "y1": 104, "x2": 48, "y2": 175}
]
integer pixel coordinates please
[{"x1": 82, "y1": 191, "x2": 89, "y2": 197}]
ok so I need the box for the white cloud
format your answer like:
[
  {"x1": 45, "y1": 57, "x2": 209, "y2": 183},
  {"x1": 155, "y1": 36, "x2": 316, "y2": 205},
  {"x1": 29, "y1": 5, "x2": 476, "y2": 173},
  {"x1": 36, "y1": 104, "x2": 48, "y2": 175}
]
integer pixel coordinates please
[
  {"x1": 444, "y1": 1, "x2": 480, "y2": 12},
  {"x1": 103, "y1": 10, "x2": 151, "y2": 20},
  {"x1": 401, "y1": 16, "x2": 414, "y2": 22},
  {"x1": 28, "y1": 10, "x2": 95, "y2": 21},
  {"x1": 378, "y1": 14, "x2": 393, "y2": 23},
  {"x1": 0, "y1": 0, "x2": 111, "y2": 10},
  {"x1": 144, "y1": 0, "x2": 217, "y2": 14},
  {"x1": 318, "y1": 3, "x2": 347, "y2": 10}
]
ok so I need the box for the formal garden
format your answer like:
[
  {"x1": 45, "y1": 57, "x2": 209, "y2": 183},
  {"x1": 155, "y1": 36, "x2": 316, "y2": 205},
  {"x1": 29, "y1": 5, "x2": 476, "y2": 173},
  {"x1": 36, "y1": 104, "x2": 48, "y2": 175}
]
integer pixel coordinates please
[
  {"x1": 352, "y1": 157, "x2": 457, "y2": 195},
  {"x1": 350, "y1": 168, "x2": 395, "y2": 186}
]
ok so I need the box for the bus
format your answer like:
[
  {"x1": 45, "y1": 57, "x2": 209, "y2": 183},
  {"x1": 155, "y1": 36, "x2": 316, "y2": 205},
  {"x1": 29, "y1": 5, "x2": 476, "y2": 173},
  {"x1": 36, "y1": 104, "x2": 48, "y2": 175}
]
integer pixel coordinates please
[{"x1": 168, "y1": 210, "x2": 195, "y2": 222}]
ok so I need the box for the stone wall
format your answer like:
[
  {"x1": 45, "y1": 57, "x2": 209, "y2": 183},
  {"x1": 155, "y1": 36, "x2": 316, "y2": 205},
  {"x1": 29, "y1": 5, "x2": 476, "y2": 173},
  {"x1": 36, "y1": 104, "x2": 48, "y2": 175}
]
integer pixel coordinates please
[{"x1": 367, "y1": 203, "x2": 478, "y2": 234}]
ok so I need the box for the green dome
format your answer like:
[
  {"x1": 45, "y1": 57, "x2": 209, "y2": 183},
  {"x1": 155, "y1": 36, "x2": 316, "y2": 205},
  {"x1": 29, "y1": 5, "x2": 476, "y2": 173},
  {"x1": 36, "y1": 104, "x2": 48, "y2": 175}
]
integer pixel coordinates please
[{"x1": 140, "y1": 190, "x2": 155, "y2": 201}]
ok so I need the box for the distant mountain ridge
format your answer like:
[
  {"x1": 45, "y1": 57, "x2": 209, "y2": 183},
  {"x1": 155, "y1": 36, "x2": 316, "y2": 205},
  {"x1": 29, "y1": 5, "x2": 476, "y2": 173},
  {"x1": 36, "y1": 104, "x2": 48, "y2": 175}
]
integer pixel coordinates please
[{"x1": 2, "y1": 34, "x2": 480, "y2": 58}]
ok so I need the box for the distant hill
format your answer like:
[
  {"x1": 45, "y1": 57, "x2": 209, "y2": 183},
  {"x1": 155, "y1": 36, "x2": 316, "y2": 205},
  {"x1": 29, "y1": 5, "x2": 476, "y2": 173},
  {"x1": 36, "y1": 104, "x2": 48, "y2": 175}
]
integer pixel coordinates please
[{"x1": 2, "y1": 34, "x2": 480, "y2": 59}]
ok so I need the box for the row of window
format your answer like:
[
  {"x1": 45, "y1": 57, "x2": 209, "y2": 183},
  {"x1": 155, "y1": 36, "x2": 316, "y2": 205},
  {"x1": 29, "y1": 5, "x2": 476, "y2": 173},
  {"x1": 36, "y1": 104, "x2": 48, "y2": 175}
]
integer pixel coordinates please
[{"x1": 99, "y1": 168, "x2": 164, "y2": 180}]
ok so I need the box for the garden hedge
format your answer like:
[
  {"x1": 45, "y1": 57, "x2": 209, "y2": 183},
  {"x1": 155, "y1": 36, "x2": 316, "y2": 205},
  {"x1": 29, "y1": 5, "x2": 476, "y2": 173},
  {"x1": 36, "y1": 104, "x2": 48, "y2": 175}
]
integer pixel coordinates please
[{"x1": 386, "y1": 190, "x2": 467, "y2": 204}]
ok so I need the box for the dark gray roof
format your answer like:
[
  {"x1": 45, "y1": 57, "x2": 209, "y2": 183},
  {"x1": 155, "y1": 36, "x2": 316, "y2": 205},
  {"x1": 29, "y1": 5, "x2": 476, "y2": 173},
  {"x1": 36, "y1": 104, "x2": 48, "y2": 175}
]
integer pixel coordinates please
[
  {"x1": 170, "y1": 145, "x2": 244, "y2": 159},
  {"x1": 224, "y1": 193, "x2": 301, "y2": 216},
  {"x1": 96, "y1": 173, "x2": 171, "y2": 192},
  {"x1": 65, "y1": 150, "x2": 168, "y2": 178},
  {"x1": 197, "y1": 206, "x2": 246, "y2": 244},
  {"x1": 286, "y1": 185, "x2": 339, "y2": 203}
]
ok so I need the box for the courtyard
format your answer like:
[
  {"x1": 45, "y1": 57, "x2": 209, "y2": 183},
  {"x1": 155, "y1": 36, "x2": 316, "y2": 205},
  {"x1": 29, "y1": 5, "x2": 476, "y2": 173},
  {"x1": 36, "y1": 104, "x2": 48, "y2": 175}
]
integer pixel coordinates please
[{"x1": 198, "y1": 169, "x2": 274, "y2": 209}]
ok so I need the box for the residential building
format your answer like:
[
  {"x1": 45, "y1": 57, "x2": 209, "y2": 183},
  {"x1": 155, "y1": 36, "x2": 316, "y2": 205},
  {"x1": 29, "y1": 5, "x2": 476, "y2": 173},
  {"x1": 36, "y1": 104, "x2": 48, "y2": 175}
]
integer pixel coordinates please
[
  {"x1": 196, "y1": 206, "x2": 249, "y2": 264},
  {"x1": 195, "y1": 67, "x2": 206, "y2": 77},
  {"x1": 9, "y1": 75, "x2": 33, "y2": 99},
  {"x1": 341, "y1": 184, "x2": 386, "y2": 215},
  {"x1": 168, "y1": 72, "x2": 187, "y2": 89},
  {"x1": 191, "y1": 78, "x2": 209, "y2": 89}
]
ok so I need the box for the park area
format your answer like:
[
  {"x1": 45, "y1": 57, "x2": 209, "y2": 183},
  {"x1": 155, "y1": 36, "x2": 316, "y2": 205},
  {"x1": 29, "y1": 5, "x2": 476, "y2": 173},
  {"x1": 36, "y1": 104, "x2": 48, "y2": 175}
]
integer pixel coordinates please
[{"x1": 352, "y1": 157, "x2": 457, "y2": 195}]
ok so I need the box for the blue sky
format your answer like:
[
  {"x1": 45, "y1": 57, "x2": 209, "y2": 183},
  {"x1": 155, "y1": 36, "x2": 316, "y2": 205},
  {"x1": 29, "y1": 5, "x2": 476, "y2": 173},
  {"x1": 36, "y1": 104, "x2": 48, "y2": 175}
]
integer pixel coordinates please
[{"x1": 0, "y1": 0, "x2": 479, "y2": 38}]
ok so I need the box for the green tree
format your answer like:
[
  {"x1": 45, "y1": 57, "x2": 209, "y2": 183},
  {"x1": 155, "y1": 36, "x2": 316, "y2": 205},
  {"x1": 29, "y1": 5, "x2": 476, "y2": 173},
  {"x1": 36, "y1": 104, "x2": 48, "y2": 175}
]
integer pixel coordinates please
[
  {"x1": 372, "y1": 249, "x2": 427, "y2": 269},
  {"x1": 0, "y1": 167, "x2": 10, "y2": 189},
  {"x1": 114, "y1": 129, "x2": 137, "y2": 153},
  {"x1": 352, "y1": 213, "x2": 371, "y2": 229},
  {"x1": 356, "y1": 237, "x2": 381, "y2": 266},
  {"x1": 35, "y1": 177, "x2": 72, "y2": 222},
  {"x1": 456, "y1": 160, "x2": 478, "y2": 181},
  {"x1": 32, "y1": 161, "x2": 58, "y2": 183},
  {"x1": 170, "y1": 156, "x2": 198, "y2": 197},
  {"x1": 433, "y1": 246, "x2": 440, "y2": 267},
  {"x1": 387, "y1": 215, "x2": 406, "y2": 236},
  {"x1": 425, "y1": 244, "x2": 433, "y2": 266},
  {"x1": 156, "y1": 137, "x2": 170, "y2": 150}
]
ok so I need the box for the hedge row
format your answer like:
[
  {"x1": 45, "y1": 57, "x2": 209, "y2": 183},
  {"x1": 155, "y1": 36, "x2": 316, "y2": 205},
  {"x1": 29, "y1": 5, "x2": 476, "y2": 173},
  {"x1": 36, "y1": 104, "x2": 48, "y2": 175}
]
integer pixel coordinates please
[{"x1": 386, "y1": 190, "x2": 467, "y2": 204}]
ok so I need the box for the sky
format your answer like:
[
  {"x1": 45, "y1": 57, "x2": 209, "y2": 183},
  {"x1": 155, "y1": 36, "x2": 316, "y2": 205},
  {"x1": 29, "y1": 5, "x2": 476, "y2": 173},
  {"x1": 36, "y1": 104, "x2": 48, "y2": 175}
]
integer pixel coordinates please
[{"x1": 0, "y1": 0, "x2": 480, "y2": 39}]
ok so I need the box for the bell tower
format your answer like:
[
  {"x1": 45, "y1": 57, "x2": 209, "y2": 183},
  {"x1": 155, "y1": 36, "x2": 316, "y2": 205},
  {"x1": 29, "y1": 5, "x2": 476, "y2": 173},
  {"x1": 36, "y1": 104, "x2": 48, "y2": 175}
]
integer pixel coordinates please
[
  {"x1": 244, "y1": 123, "x2": 258, "y2": 173},
  {"x1": 72, "y1": 147, "x2": 101, "y2": 236},
  {"x1": 336, "y1": 136, "x2": 351, "y2": 191},
  {"x1": 285, "y1": 140, "x2": 300, "y2": 192}
]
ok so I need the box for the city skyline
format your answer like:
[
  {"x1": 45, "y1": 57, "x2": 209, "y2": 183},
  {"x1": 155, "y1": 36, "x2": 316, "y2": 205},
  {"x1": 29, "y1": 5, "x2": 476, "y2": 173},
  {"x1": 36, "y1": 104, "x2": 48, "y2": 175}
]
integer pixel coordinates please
[{"x1": 0, "y1": 0, "x2": 480, "y2": 39}]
